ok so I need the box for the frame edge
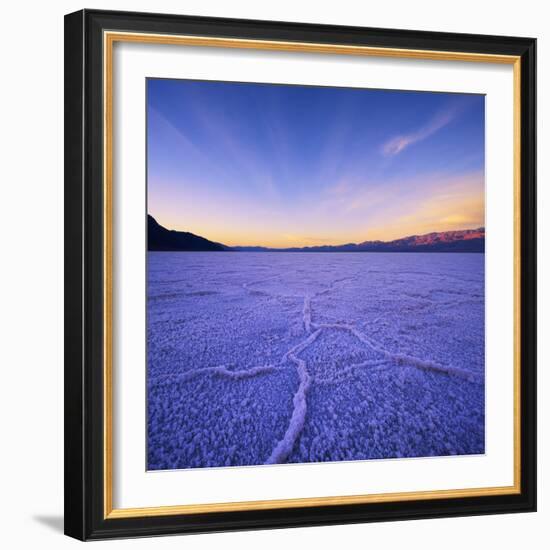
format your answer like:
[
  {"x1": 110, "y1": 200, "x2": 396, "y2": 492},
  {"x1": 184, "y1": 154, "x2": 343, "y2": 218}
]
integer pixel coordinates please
[{"x1": 64, "y1": 9, "x2": 87, "y2": 542}]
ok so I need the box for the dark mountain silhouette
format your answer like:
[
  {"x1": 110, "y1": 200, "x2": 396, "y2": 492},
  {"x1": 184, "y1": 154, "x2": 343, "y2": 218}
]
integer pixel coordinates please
[
  {"x1": 148, "y1": 215, "x2": 484, "y2": 253},
  {"x1": 148, "y1": 215, "x2": 226, "y2": 251}
]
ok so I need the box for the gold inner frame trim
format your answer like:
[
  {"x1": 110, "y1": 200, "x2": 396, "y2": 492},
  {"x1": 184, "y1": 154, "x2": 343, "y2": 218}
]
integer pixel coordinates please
[{"x1": 103, "y1": 30, "x2": 522, "y2": 520}]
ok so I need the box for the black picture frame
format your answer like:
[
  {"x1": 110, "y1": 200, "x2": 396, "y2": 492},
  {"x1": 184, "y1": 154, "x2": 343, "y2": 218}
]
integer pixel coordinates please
[{"x1": 64, "y1": 8, "x2": 537, "y2": 541}]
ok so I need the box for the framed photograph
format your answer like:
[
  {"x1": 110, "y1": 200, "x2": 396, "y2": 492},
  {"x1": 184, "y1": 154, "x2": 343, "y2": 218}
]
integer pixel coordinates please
[{"x1": 64, "y1": 9, "x2": 536, "y2": 540}]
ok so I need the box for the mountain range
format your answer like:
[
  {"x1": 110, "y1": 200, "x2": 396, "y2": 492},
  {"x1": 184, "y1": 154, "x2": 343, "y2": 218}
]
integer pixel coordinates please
[{"x1": 148, "y1": 215, "x2": 485, "y2": 253}]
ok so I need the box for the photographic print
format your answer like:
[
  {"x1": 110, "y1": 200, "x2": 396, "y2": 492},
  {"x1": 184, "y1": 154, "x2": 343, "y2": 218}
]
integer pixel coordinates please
[
  {"x1": 146, "y1": 78, "x2": 486, "y2": 471},
  {"x1": 65, "y1": 12, "x2": 536, "y2": 539}
]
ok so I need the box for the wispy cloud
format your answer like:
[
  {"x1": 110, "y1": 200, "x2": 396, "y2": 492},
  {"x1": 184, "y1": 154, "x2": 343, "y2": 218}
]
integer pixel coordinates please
[
  {"x1": 313, "y1": 169, "x2": 484, "y2": 240},
  {"x1": 382, "y1": 107, "x2": 457, "y2": 157}
]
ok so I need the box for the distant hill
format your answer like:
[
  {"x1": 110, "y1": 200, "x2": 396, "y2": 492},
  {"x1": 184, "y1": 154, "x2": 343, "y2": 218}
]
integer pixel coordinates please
[
  {"x1": 383, "y1": 228, "x2": 485, "y2": 250},
  {"x1": 148, "y1": 215, "x2": 226, "y2": 251},
  {"x1": 148, "y1": 215, "x2": 484, "y2": 253},
  {"x1": 234, "y1": 228, "x2": 485, "y2": 253}
]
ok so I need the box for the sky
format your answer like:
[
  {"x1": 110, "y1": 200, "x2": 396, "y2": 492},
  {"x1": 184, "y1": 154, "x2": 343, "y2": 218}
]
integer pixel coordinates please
[{"x1": 147, "y1": 78, "x2": 485, "y2": 248}]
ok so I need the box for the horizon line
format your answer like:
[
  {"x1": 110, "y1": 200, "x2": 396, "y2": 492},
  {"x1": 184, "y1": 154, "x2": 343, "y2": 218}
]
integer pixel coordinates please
[{"x1": 148, "y1": 214, "x2": 485, "y2": 250}]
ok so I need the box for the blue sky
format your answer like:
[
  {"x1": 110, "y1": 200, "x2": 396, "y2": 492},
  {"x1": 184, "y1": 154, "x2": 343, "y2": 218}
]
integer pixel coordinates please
[{"x1": 147, "y1": 78, "x2": 484, "y2": 247}]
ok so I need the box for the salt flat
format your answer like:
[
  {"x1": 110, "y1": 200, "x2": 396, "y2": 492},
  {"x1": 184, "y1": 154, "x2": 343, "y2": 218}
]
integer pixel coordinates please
[{"x1": 147, "y1": 252, "x2": 485, "y2": 470}]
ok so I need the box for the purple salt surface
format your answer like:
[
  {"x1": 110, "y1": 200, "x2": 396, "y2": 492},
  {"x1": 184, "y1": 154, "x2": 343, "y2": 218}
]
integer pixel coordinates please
[{"x1": 147, "y1": 251, "x2": 485, "y2": 470}]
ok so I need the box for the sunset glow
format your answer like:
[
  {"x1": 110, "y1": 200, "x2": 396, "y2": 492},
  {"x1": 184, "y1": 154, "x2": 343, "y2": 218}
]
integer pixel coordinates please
[{"x1": 147, "y1": 79, "x2": 484, "y2": 248}]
